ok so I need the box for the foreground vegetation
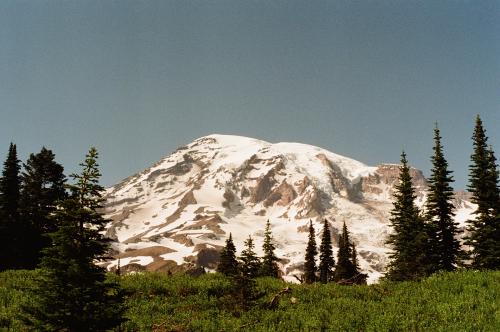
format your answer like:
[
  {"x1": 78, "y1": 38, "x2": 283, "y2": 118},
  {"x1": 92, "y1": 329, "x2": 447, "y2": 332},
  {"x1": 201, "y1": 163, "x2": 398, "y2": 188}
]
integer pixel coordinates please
[{"x1": 0, "y1": 269, "x2": 498, "y2": 331}]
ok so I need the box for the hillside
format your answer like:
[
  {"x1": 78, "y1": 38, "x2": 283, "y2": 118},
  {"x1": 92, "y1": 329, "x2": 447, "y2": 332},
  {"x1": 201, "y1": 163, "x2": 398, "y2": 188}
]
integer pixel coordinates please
[{"x1": 103, "y1": 134, "x2": 475, "y2": 282}]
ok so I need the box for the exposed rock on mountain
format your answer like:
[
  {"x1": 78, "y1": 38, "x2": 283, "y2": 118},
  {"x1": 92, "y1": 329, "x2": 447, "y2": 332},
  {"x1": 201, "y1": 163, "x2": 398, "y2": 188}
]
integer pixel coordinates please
[{"x1": 103, "y1": 134, "x2": 474, "y2": 283}]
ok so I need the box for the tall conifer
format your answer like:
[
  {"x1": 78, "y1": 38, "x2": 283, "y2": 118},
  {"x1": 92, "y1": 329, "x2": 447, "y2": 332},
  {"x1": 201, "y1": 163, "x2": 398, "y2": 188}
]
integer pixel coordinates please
[
  {"x1": 425, "y1": 125, "x2": 461, "y2": 272},
  {"x1": 23, "y1": 148, "x2": 125, "y2": 330},
  {"x1": 334, "y1": 222, "x2": 356, "y2": 281},
  {"x1": 318, "y1": 219, "x2": 334, "y2": 283},
  {"x1": 351, "y1": 243, "x2": 360, "y2": 274},
  {"x1": 260, "y1": 220, "x2": 279, "y2": 277},
  {"x1": 239, "y1": 235, "x2": 260, "y2": 279},
  {"x1": 217, "y1": 233, "x2": 239, "y2": 276},
  {"x1": 19, "y1": 147, "x2": 66, "y2": 269},
  {"x1": 483, "y1": 147, "x2": 500, "y2": 268},
  {"x1": 0, "y1": 143, "x2": 22, "y2": 271},
  {"x1": 303, "y1": 220, "x2": 318, "y2": 283},
  {"x1": 465, "y1": 116, "x2": 500, "y2": 269},
  {"x1": 386, "y1": 152, "x2": 429, "y2": 281}
]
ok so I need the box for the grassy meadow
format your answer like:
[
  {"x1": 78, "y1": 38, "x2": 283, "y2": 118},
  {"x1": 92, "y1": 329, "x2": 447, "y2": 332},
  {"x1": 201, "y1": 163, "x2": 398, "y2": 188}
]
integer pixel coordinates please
[{"x1": 0, "y1": 270, "x2": 498, "y2": 331}]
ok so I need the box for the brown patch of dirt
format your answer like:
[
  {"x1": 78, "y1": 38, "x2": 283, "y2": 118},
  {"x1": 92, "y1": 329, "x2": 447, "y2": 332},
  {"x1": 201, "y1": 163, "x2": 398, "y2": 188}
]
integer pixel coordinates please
[
  {"x1": 194, "y1": 206, "x2": 206, "y2": 213},
  {"x1": 180, "y1": 190, "x2": 197, "y2": 205},
  {"x1": 165, "y1": 190, "x2": 197, "y2": 224},
  {"x1": 171, "y1": 234, "x2": 195, "y2": 247},
  {"x1": 154, "y1": 180, "x2": 176, "y2": 190},
  {"x1": 296, "y1": 224, "x2": 310, "y2": 233},
  {"x1": 182, "y1": 214, "x2": 225, "y2": 235},
  {"x1": 193, "y1": 243, "x2": 223, "y2": 252},
  {"x1": 116, "y1": 246, "x2": 175, "y2": 259},
  {"x1": 146, "y1": 259, "x2": 183, "y2": 273},
  {"x1": 255, "y1": 209, "x2": 267, "y2": 216},
  {"x1": 108, "y1": 204, "x2": 141, "y2": 223},
  {"x1": 122, "y1": 232, "x2": 150, "y2": 244}
]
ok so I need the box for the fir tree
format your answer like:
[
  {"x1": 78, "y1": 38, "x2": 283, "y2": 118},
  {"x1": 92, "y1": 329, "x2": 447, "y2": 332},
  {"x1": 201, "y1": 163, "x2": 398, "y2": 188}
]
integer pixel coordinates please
[
  {"x1": 217, "y1": 233, "x2": 239, "y2": 276},
  {"x1": 425, "y1": 125, "x2": 461, "y2": 272},
  {"x1": 351, "y1": 243, "x2": 360, "y2": 274},
  {"x1": 486, "y1": 146, "x2": 500, "y2": 262},
  {"x1": 303, "y1": 220, "x2": 318, "y2": 284},
  {"x1": 19, "y1": 147, "x2": 66, "y2": 269},
  {"x1": 0, "y1": 143, "x2": 22, "y2": 271},
  {"x1": 318, "y1": 219, "x2": 334, "y2": 283},
  {"x1": 465, "y1": 116, "x2": 500, "y2": 269},
  {"x1": 334, "y1": 222, "x2": 356, "y2": 281},
  {"x1": 260, "y1": 220, "x2": 280, "y2": 277},
  {"x1": 23, "y1": 148, "x2": 125, "y2": 331},
  {"x1": 386, "y1": 152, "x2": 430, "y2": 281},
  {"x1": 350, "y1": 243, "x2": 368, "y2": 285},
  {"x1": 481, "y1": 147, "x2": 500, "y2": 268},
  {"x1": 239, "y1": 235, "x2": 260, "y2": 279},
  {"x1": 225, "y1": 273, "x2": 260, "y2": 313}
]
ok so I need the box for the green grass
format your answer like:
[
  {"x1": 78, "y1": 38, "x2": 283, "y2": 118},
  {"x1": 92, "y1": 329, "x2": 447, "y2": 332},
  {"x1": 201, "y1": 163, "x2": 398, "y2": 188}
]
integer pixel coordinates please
[{"x1": 0, "y1": 270, "x2": 498, "y2": 331}]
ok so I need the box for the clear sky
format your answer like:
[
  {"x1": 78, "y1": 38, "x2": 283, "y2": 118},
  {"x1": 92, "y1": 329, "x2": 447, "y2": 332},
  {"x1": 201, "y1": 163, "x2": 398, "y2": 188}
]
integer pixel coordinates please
[{"x1": 1, "y1": 0, "x2": 499, "y2": 189}]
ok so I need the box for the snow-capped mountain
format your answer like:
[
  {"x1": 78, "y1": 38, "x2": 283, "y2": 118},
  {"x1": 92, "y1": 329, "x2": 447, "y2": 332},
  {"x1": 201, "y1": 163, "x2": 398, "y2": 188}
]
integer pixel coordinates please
[{"x1": 103, "y1": 134, "x2": 475, "y2": 283}]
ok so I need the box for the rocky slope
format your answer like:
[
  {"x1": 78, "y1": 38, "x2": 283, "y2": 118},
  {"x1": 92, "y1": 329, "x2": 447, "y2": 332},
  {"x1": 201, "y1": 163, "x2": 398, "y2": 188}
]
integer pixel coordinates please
[{"x1": 103, "y1": 134, "x2": 474, "y2": 283}]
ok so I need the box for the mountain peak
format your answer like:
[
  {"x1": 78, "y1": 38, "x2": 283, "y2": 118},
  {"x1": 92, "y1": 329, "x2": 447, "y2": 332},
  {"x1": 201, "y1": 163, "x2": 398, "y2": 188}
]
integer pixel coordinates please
[
  {"x1": 200, "y1": 133, "x2": 270, "y2": 144},
  {"x1": 103, "y1": 135, "x2": 474, "y2": 283}
]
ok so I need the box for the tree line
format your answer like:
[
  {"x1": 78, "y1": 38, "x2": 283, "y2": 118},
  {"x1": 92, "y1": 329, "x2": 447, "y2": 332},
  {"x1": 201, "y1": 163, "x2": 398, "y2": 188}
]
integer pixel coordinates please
[
  {"x1": 0, "y1": 146, "x2": 124, "y2": 330},
  {"x1": 218, "y1": 217, "x2": 366, "y2": 285},
  {"x1": 386, "y1": 115, "x2": 499, "y2": 281}
]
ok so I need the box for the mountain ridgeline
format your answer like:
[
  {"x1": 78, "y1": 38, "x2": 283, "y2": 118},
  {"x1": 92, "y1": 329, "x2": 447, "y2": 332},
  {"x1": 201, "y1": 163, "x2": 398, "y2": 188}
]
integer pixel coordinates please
[{"x1": 103, "y1": 134, "x2": 475, "y2": 282}]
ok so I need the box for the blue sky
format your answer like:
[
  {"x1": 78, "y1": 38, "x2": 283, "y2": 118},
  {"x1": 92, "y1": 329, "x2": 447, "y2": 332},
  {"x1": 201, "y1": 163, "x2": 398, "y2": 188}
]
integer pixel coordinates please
[{"x1": 1, "y1": 0, "x2": 499, "y2": 189}]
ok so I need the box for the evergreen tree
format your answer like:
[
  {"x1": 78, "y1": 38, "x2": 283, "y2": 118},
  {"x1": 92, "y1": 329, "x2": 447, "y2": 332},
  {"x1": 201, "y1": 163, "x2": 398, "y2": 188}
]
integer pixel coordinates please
[
  {"x1": 486, "y1": 147, "x2": 500, "y2": 268},
  {"x1": 318, "y1": 219, "x2": 335, "y2": 283},
  {"x1": 23, "y1": 148, "x2": 125, "y2": 331},
  {"x1": 480, "y1": 147, "x2": 500, "y2": 268},
  {"x1": 334, "y1": 222, "x2": 356, "y2": 281},
  {"x1": 425, "y1": 125, "x2": 461, "y2": 272},
  {"x1": 239, "y1": 235, "x2": 260, "y2": 279},
  {"x1": 350, "y1": 243, "x2": 368, "y2": 285},
  {"x1": 465, "y1": 116, "x2": 500, "y2": 269},
  {"x1": 351, "y1": 243, "x2": 360, "y2": 274},
  {"x1": 386, "y1": 152, "x2": 430, "y2": 281},
  {"x1": 19, "y1": 147, "x2": 66, "y2": 269},
  {"x1": 225, "y1": 273, "x2": 260, "y2": 313},
  {"x1": 217, "y1": 233, "x2": 239, "y2": 276},
  {"x1": 303, "y1": 220, "x2": 318, "y2": 284},
  {"x1": 259, "y1": 220, "x2": 280, "y2": 277},
  {"x1": 0, "y1": 143, "x2": 22, "y2": 271}
]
